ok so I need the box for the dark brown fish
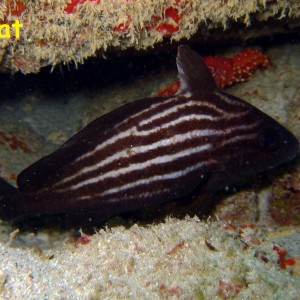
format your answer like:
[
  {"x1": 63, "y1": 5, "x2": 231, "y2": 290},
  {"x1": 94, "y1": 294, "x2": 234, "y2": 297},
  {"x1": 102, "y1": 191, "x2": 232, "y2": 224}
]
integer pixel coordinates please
[{"x1": 0, "y1": 46, "x2": 299, "y2": 225}]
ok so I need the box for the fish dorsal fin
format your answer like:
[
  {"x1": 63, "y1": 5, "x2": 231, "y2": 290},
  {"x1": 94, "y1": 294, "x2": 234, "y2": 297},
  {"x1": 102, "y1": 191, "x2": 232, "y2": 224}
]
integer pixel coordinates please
[{"x1": 176, "y1": 45, "x2": 218, "y2": 97}]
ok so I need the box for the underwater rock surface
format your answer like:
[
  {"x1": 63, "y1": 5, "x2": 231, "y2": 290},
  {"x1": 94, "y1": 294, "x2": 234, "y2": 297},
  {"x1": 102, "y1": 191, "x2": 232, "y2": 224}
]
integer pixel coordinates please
[
  {"x1": 0, "y1": 218, "x2": 300, "y2": 299},
  {"x1": 0, "y1": 0, "x2": 299, "y2": 73}
]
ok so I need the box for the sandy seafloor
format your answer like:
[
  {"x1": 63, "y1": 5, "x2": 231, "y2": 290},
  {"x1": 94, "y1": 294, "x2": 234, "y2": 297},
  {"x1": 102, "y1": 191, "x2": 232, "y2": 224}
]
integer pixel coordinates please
[{"x1": 0, "y1": 42, "x2": 299, "y2": 299}]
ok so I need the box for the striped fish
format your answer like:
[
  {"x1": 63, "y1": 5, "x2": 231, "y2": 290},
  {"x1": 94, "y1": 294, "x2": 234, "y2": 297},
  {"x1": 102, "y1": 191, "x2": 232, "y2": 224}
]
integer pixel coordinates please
[{"x1": 0, "y1": 45, "x2": 299, "y2": 226}]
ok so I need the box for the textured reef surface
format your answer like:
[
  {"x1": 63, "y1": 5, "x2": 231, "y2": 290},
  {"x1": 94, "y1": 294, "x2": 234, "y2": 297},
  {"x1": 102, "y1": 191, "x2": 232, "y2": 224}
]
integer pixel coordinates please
[
  {"x1": 0, "y1": 218, "x2": 300, "y2": 299},
  {"x1": 0, "y1": 0, "x2": 299, "y2": 73}
]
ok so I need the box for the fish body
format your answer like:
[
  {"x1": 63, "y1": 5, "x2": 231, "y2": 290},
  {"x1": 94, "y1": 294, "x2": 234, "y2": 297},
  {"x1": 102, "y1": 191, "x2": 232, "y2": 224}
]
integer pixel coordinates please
[{"x1": 0, "y1": 46, "x2": 299, "y2": 225}]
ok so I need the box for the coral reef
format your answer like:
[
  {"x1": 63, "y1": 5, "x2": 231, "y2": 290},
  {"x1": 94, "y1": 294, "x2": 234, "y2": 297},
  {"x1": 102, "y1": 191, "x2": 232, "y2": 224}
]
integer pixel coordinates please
[
  {"x1": 0, "y1": 0, "x2": 299, "y2": 73},
  {"x1": 0, "y1": 218, "x2": 299, "y2": 299}
]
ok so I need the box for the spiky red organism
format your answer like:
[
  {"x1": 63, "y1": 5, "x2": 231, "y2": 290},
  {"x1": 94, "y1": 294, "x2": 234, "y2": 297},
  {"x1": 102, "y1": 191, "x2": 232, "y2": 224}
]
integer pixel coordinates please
[{"x1": 158, "y1": 49, "x2": 271, "y2": 97}]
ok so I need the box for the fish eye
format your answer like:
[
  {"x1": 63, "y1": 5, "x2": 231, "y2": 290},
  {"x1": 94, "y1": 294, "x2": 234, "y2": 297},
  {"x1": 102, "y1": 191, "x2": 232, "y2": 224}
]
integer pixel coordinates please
[{"x1": 258, "y1": 128, "x2": 281, "y2": 151}]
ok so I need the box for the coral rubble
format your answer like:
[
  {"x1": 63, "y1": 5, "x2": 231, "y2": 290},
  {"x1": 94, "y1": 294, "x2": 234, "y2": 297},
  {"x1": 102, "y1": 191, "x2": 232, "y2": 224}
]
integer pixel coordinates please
[{"x1": 0, "y1": 218, "x2": 299, "y2": 299}]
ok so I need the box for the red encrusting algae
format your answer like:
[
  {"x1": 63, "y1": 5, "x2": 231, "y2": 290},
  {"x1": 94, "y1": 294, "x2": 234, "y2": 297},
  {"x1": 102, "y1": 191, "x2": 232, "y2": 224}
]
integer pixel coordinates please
[
  {"x1": 218, "y1": 280, "x2": 244, "y2": 298},
  {"x1": 273, "y1": 244, "x2": 297, "y2": 269},
  {"x1": 115, "y1": 5, "x2": 182, "y2": 35},
  {"x1": 64, "y1": 0, "x2": 182, "y2": 33},
  {"x1": 64, "y1": 0, "x2": 88, "y2": 14},
  {"x1": 158, "y1": 82, "x2": 180, "y2": 98},
  {"x1": 159, "y1": 284, "x2": 182, "y2": 298},
  {"x1": 167, "y1": 241, "x2": 185, "y2": 255},
  {"x1": 9, "y1": 0, "x2": 26, "y2": 17},
  {"x1": 0, "y1": 0, "x2": 26, "y2": 23},
  {"x1": 224, "y1": 224, "x2": 297, "y2": 270},
  {"x1": 64, "y1": 0, "x2": 101, "y2": 14},
  {"x1": 114, "y1": 16, "x2": 132, "y2": 32},
  {"x1": 0, "y1": 131, "x2": 31, "y2": 153},
  {"x1": 75, "y1": 233, "x2": 91, "y2": 246},
  {"x1": 156, "y1": 7, "x2": 181, "y2": 35}
]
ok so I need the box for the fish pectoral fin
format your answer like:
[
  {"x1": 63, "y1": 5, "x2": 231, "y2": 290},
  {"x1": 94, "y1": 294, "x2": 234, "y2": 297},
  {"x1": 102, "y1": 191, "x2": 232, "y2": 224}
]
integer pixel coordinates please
[
  {"x1": 176, "y1": 193, "x2": 213, "y2": 218},
  {"x1": 158, "y1": 192, "x2": 212, "y2": 220},
  {"x1": 0, "y1": 177, "x2": 21, "y2": 220},
  {"x1": 176, "y1": 45, "x2": 219, "y2": 97}
]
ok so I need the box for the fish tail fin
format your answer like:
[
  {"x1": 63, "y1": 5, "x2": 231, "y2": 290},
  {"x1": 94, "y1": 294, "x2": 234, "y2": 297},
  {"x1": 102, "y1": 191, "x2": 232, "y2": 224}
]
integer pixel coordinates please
[{"x1": 0, "y1": 177, "x2": 20, "y2": 221}]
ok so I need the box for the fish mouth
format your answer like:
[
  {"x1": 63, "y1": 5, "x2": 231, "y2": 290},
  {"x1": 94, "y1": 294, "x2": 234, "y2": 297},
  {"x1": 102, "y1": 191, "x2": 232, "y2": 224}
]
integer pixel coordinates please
[{"x1": 285, "y1": 132, "x2": 300, "y2": 161}]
